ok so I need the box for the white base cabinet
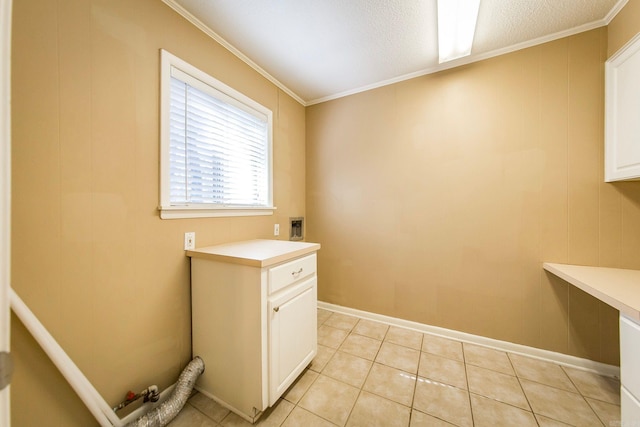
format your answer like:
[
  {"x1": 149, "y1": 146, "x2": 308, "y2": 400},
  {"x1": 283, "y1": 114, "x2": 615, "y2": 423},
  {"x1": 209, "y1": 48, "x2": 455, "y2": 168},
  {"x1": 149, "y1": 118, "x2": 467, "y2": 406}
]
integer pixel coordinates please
[
  {"x1": 187, "y1": 240, "x2": 319, "y2": 423},
  {"x1": 621, "y1": 315, "x2": 640, "y2": 424}
]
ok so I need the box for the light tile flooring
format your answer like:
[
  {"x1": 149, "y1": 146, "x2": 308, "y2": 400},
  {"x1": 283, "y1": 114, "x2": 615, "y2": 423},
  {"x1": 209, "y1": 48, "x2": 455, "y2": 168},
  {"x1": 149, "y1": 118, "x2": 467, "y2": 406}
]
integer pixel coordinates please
[{"x1": 169, "y1": 309, "x2": 621, "y2": 427}]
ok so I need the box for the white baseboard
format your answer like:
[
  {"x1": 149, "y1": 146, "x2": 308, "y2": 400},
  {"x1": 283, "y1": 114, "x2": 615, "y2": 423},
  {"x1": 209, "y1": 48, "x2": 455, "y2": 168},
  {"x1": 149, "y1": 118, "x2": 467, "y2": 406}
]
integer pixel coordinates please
[{"x1": 318, "y1": 301, "x2": 620, "y2": 379}]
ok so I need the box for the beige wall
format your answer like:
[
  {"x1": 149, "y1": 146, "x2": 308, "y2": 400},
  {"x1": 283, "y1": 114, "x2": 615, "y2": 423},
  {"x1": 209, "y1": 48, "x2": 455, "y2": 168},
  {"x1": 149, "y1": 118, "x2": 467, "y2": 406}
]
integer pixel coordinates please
[
  {"x1": 11, "y1": 0, "x2": 640, "y2": 425},
  {"x1": 306, "y1": 26, "x2": 640, "y2": 366},
  {"x1": 609, "y1": 0, "x2": 640, "y2": 56},
  {"x1": 10, "y1": 0, "x2": 305, "y2": 425}
]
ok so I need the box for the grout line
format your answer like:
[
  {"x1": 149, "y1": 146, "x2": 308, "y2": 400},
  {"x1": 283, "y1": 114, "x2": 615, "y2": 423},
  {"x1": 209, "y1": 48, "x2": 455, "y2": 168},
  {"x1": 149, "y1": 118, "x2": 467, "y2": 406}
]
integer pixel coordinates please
[
  {"x1": 182, "y1": 308, "x2": 618, "y2": 427},
  {"x1": 315, "y1": 308, "x2": 620, "y2": 427},
  {"x1": 507, "y1": 356, "x2": 537, "y2": 420},
  {"x1": 318, "y1": 303, "x2": 620, "y2": 378},
  {"x1": 462, "y1": 344, "x2": 475, "y2": 426},
  {"x1": 409, "y1": 343, "x2": 420, "y2": 412},
  {"x1": 319, "y1": 308, "x2": 621, "y2": 426}
]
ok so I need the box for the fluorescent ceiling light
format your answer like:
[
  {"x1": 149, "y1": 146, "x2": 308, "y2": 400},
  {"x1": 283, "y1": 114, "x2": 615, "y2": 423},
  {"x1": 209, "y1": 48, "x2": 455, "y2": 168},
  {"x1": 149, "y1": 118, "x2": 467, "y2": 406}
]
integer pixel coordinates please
[{"x1": 437, "y1": 0, "x2": 481, "y2": 63}]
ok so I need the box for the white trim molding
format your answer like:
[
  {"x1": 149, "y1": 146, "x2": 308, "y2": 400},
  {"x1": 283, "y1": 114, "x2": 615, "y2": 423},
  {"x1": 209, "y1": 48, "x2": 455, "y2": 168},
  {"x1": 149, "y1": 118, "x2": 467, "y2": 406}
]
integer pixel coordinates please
[
  {"x1": 161, "y1": 0, "x2": 629, "y2": 107},
  {"x1": 307, "y1": 19, "x2": 612, "y2": 106},
  {"x1": 318, "y1": 301, "x2": 621, "y2": 379},
  {"x1": 161, "y1": 0, "x2": 305, "y2": 106},
  {"x1": 159, "y1": 206, "x2": 275, "y2": 220},
  {"x1": 605, "y1": 0, "x2": 629, "y2": 25}
]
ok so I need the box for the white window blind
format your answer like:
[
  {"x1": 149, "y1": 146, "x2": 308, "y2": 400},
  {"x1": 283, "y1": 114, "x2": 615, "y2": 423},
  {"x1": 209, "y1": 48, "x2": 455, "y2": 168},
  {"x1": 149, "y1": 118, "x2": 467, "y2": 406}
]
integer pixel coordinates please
[{"x1": 159, "y1": 50, "x2": 274, "y2": 219}]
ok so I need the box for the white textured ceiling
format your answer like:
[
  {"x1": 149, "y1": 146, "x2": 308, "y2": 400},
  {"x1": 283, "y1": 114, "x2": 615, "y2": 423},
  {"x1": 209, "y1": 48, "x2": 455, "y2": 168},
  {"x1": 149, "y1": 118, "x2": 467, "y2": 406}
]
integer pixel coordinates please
[{"x1": 164, "y1": 0, "x2": 625, "y2": 105}]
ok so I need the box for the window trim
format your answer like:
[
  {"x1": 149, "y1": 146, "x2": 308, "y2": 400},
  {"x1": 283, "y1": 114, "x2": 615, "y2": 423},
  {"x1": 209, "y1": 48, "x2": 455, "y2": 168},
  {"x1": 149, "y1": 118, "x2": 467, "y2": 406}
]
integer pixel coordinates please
[{"x1": 158, "y1": 49, "x2": 275, "y2": 219}]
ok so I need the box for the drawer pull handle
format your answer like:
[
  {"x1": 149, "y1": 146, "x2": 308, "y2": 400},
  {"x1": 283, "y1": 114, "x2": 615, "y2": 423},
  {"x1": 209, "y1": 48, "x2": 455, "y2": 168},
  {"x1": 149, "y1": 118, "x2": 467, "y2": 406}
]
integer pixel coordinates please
[
  {"x1": 291, "y1": 268, "x2": 303, "y2": 277},
  {"x1": 273, "y1": 307, "x2": 280, "y2": 313}
]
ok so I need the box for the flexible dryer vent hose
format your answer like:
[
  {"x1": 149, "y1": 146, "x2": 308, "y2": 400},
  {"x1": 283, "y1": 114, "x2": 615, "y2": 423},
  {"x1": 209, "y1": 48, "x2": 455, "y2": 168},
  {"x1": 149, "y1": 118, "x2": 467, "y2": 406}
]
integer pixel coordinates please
[{"x1": 125, "y1": 356, "x2": 205, "y2": 427}]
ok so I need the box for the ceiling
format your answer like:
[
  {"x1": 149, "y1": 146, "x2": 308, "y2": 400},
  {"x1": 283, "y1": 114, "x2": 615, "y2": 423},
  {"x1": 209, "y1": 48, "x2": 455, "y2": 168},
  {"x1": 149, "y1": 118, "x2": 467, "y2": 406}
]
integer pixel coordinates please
[{"x1": 163, "y1": 0, "x2": 626, "y2": 106}]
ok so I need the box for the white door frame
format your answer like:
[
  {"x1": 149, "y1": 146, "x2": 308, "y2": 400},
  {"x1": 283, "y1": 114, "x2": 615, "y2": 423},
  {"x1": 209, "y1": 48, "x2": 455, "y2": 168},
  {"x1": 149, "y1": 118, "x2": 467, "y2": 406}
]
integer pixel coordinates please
[{"x1": 1, "y1": 0, "x2": 12, "y2": 425}]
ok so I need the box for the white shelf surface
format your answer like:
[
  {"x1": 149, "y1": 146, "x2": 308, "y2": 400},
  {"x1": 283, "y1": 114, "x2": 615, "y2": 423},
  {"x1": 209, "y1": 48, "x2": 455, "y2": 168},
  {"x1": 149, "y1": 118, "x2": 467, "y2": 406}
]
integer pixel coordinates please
[
  {"x1": 187, "y1": 239, "x2": 320, "y2": 267},
  {"x1": 544, "y1": 263, "x2": 640, "y2": 321}
]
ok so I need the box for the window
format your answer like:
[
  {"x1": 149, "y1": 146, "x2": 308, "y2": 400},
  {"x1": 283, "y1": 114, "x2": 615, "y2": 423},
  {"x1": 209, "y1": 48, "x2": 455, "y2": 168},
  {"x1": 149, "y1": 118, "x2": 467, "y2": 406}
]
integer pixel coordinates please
[{"x1": 159, "y1": 49, "x2": 274, "y2": 219}]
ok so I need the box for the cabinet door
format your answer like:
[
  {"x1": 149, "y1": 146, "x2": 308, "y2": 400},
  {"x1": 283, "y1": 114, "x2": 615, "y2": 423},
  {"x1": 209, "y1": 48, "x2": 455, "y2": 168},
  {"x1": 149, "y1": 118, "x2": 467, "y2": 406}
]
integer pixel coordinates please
[
  {"x1": 268, "y1": 277, "x2": 317, "y2": 405},
  {"x1": 605, "y1": 33, "x2": 640, "y2": 182},
  {"x1": 621, "y1": 315, "x2": 640, "y2": 400}
]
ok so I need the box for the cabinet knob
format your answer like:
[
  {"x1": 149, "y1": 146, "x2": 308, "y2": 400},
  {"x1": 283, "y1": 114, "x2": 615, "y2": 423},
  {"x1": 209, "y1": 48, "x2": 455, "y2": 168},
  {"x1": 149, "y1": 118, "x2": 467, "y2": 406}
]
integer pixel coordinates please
[
  {"x1": 291, "y1": 268, "x2": 303, "y2": 277},
  {"x1": 273, "y1": 307, "x2": 280, "y2": 313}
]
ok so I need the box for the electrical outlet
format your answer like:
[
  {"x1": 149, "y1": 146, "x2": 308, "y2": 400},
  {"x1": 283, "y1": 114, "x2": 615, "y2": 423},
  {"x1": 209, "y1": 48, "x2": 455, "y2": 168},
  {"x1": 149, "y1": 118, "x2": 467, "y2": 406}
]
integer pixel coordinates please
[
  {"x1": 274, "y1": 224, "x2": 280, "y2": 236},
  {"x1": 184, "y1": 232, "x2": 195, "y2": 250}
]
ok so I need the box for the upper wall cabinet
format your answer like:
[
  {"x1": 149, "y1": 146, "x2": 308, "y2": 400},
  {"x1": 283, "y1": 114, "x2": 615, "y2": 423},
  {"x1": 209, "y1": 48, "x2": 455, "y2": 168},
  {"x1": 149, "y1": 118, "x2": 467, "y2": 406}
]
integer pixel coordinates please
[{"x1": 605, "y1": 33, "x2": 640, "y2": 182}]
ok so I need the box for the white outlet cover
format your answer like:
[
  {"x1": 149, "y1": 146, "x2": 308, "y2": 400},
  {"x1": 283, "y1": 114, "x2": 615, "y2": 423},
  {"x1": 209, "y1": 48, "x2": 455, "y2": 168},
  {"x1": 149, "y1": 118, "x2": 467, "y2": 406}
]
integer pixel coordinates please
[{"x1": 184, "y1": 232, "x2": 195, "y2": 250}]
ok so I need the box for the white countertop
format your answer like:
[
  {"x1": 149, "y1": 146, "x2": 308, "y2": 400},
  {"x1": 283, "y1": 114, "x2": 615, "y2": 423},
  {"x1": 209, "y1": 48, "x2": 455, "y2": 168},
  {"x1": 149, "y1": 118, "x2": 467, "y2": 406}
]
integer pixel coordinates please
[
  {"x1": 544, "y1": 263, "x2": 640, "y2": 321},
  {"x1": 186, "y1": 239, "x2": 321, "y2": 268}
]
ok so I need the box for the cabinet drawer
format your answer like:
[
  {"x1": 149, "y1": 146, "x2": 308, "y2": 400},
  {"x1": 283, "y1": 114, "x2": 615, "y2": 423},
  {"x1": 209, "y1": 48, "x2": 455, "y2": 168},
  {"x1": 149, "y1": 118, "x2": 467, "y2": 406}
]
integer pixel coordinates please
[
  {"x1": 269, "y1": 253, "x2": 316, "y2": 294},
  {"x1": 621, "y1": 315, "x2": 640, "y2": 400}
]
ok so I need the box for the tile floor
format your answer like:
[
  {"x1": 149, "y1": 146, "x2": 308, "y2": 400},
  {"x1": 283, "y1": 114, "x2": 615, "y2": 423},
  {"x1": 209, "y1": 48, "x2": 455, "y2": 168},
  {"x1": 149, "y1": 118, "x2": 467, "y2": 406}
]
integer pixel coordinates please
[{"x1": 169, "y1": 309, "x2": 621, "y2": 427}]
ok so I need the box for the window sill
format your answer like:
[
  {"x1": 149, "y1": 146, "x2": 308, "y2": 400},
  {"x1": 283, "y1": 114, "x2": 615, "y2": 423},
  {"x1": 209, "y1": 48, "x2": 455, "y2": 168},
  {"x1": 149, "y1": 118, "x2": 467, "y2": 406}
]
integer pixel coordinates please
[{"x1": 159, "y1": 205, "x2": 276, "y2": 219}]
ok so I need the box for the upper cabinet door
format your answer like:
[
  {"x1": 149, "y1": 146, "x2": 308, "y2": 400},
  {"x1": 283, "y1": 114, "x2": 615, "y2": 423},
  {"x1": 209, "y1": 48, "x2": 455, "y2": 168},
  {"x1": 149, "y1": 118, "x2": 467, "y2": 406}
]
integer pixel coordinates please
[{"x1": 605, "y1": 33, "x2": 640, "y2": 182}]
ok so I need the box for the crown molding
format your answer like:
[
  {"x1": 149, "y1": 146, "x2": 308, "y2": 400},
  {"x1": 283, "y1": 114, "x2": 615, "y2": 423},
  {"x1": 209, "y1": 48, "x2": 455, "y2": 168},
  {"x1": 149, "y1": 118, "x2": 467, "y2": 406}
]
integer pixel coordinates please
[
  {"x1": 161, "y1": 0, "x2": 307, "y2": 106},
  {"x1": 307, "y1": 19, "x2": 611, "y2": 105},
  {"x1": 163, "y1": 0, "x2": 627, "y2": 107},
  {"x1": 604, "y1": 0, "x2": 629, "y2": 24}
]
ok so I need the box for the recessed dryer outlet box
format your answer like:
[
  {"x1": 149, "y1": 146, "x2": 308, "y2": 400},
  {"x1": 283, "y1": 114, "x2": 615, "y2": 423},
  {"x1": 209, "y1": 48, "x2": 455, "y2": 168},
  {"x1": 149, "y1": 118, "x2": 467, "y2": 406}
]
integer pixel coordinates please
[{"x1": 289, "y1": 217, "x2": 303, "y2": 241}]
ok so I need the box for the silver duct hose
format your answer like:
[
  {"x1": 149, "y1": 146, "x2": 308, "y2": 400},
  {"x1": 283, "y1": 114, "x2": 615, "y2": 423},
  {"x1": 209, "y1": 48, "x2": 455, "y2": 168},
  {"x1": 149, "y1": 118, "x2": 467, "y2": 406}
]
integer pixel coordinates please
[{"x1": 125, "y1": 356, "x2": 205, "y2": 427}]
